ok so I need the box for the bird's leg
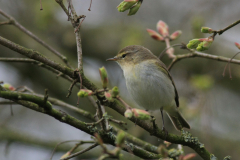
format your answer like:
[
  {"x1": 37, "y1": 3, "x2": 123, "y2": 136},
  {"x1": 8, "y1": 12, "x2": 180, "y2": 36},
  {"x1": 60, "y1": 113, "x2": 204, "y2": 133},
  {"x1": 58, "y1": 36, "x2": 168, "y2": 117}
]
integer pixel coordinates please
[
  {"x1": 160, "y1": 108, "x2": 168, "y2": 138},
  {"x1": 150, "y1": 115, "x2": 159, "y2": 135}
]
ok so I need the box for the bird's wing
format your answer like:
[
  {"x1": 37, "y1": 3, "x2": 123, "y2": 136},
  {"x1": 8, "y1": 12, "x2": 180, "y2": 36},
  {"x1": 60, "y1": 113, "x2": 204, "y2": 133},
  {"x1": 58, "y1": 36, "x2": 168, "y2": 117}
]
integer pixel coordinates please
[{"x1": 155, "y1": 61, "x2": 179, "y2": 107}]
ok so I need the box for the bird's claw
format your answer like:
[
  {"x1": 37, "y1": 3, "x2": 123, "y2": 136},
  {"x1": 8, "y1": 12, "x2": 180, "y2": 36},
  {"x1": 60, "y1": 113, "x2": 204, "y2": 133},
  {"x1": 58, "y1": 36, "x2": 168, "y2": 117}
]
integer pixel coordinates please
[{"x1": 162, "y1": 127, "x2": 168, "y2": 138}]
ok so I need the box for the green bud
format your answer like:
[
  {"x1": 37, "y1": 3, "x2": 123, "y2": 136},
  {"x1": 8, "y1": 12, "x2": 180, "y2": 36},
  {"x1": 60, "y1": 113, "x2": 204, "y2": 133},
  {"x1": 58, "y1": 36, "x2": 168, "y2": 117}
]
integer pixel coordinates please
[
  {"x1": 99, "y1": 67, "x2": 108, "y2": 89},
  {"x1": 77, "y1": 89, "x2": 93, "y2": 97},
  {"x1": 3, "y1": 83, "x2": 15, "y2": 91},
  {"x1": 132, "y1": 108, "x2": 151, "y2": 120},
  {"x1": 201, "y1": 27, "x2": 213, "y2": 33},
  {"x1": 127, "y1": 1, "x2": 142, "y2": 16},
  {"x1": 111, "y1": 86, "x2": 119, "y2": 97},
  {"x1": 117, "y1": 0, "x2": 137, "y2": 12},
  {"x1": 196, "y1": 37, "x2": 213, "y2": 51},
  {"x1": 124, "y1": 109, "x2": 133, "y2": 118},
  {"x1": 115, "y1": 130, "x2": 125, "y2": 147},
  {"x1": 186, "y1": 39, "x2": 201, "y2": 49}
]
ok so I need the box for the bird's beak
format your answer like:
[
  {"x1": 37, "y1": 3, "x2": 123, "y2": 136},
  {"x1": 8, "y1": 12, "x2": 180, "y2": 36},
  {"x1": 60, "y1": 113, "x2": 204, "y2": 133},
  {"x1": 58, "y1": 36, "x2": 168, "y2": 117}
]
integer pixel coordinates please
[{"x1": 106, "y1": 57, "x2": 118, "y2": 61}]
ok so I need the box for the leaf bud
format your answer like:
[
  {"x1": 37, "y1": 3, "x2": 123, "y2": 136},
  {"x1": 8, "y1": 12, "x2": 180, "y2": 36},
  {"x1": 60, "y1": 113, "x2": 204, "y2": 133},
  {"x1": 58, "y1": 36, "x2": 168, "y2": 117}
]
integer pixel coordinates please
[
  {"x1": 124, "y1": 109, "x2": 133, "y2": 118},
  {"x1": 186, "y1": 39, "x2": 201, "y2": 49},
  {"x1": 170, "y1": 30, "x2": 182, "y2": 40},
  {"x1": 111, "y1": 86, "x2": 119, "y2": 98},
  {"x1": 146, "y1": 29, "x2": 164, "y2": 41},
  {"x1": 115, "y1": 130, "x2": 125, "y2": 147},
  {"x1": 157, "y1": 20, "x2": 169, "y2": 37},
  {"x1": 235, "y1": 42, "x2": 240, "y2": 50},
  {"x1": 201, "y1": 27, "x2": 213, "y2": 33},
  {"x1": 104, "y1": 91, "x2": 113, "y2": 101},
  {"x1": 99, "y1": 67, "x2": 108, "y2": 89},
  {"x1": 196, "y1": 37, "x2": 213, "y2": 51},
  {"x1": 77, "y1": 89, "x2": 93, "y2": 97},
  {"x1": 117, "y1": 0, "x2": 138, "y2": 12},
  {"x1": 132, "y1": 108, "x2": 151, "y2": 120},
  {"x1": 127, "y1": 1, "x2": 142, "y2": 16},
  {"x1": 2, "y1": 83, "x2": 15, "y2": 91}
]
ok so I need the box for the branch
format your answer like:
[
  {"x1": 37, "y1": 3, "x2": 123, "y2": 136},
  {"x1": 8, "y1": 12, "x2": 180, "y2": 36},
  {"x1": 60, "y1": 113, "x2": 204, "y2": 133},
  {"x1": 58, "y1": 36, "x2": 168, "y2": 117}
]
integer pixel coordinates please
[
  {"x1": 215, "y1": 19, "x2": 240, "y2": 35},
  {"x1": 0, "y1": 36, "x2": 214, "y2": 159},
  {"x1": 60, "y1": 143, "x2": 98, "y2": 160},
  {"x1": 0, "y1": 9, "x2": 71, "y2": 68},
  {"x1": 168, "y1": 50, "x2": 240, "y2": 70},
  {"x1": 0, "y1": 90, "x2": 162, "y2": 159},
  {"x1": 56, "y1": 0, "x2": 84, "y2": 88}
]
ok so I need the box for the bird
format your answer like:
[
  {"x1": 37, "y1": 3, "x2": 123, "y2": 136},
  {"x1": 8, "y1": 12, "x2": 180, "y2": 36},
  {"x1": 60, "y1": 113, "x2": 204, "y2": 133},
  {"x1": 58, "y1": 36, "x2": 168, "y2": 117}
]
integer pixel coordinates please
[{"x1": 106, "y1": 45, "x2": 190, "y2": 132}]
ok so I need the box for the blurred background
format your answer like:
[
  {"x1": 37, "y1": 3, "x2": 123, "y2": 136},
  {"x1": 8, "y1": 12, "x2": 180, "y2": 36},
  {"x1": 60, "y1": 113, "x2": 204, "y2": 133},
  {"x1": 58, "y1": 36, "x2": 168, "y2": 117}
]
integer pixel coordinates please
[{"x1": 0, "y1": 0, "x2": 240, "y2": 159}]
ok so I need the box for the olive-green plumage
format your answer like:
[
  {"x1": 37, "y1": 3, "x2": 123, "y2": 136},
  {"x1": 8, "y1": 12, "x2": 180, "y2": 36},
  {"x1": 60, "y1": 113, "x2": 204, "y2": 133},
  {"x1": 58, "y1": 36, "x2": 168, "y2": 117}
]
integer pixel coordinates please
[{"x1": 107, "y1": 45, "x2": 190, "y2": 131}]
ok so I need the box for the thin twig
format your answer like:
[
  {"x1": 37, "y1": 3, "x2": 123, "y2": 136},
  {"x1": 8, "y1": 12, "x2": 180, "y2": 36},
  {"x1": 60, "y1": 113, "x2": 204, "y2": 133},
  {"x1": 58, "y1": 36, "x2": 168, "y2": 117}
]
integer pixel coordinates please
[
  {"x1": 0, "y1": 57, "x2": 73, "y2": 82},
  {"x1": 222, "y1": 52, "x2": 240, "y2": 79},
  {"x1": 60, "y1": 143, "x2": 98, "y2": 160},
  {"x1": 159, "y1": 44, "x2": 184, "y2": 59},
  {"x1": 0, "y1": 9, "x2": 71, "y2": 68},
  {"x1": 0, "y1": 21, "x2": 12, "y2": 26},
  {"x1": 85, "y1": 118, "x2": 104, "y2": 126},
  {"x1": 167, "y1": 50, "x2": 240, "y2": 71},
  {"x1": 40, "y1": 0, "x2": 43, "y2": 10},
  {"x1": 66, "y1": 79, "x2": 78, "y2": 98},
  {"x1": 15, "y1": 86, "x2": 35, "y2": 93},
  {"x1": 74, "y1": 15, "x2": 86, "y2": 33},
  {"x1": 50, "y1": 140, "x2": 82, "y2": 160},
  {"x1": 163, "y1": 38, "x2": 176, "y2": 59},
  {"x1": 88, "y1": 0, "x2": 93, "y2": 11},
  {"x1": 116, "y1": 97, "x2": 132, "y2": 110},
  {"x1": 96, "y1": 100, "x2": 106, "y2": 130},
  {"x1": 109, "y1": 118, "x2": 127, "y2": 130},
  {"x1": 217, "y1": 19, "x2": 240, "y2": 35}
]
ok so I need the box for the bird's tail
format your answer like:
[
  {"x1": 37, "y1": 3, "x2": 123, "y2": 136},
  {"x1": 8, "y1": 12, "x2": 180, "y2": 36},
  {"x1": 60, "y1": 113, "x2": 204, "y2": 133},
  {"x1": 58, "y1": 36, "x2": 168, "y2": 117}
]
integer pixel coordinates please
[{"x1": 166, "y1": 111, "x2": 190, "y2": 131}]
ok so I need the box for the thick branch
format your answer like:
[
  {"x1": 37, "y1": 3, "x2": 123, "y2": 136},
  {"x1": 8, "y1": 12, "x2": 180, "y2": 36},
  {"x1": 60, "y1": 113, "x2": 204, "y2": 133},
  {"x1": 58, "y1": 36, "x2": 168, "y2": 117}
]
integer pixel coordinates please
[
  {"x1": 0, "y1": 35, "x2": 214, "y2": 159},
  {"x1": 0, "y1": 90, "x2": 162, "y2": 159}
]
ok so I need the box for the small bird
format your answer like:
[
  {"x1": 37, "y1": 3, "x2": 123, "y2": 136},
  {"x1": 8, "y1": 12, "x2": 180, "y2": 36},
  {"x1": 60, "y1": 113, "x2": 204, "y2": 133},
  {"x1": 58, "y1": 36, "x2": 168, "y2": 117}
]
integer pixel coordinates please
[{"x1": 107, "y1": 45, "x2": 190, "y2": 131}]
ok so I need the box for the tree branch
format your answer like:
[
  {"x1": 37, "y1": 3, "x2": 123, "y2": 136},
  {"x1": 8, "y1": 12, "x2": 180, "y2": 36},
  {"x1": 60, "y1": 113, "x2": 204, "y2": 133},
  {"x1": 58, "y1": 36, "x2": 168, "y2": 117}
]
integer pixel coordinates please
[
  {"x1": 215, "y1": 19, "x2": 240, "y2": 35},
  {"x1": 168, "y1": 50, "x2": 240, "y2": 70},
  {"x1": 60, "y1": 143, "x2": 98, "y2": 160},
  {"x1": 0, "y1": 35, "x2": 215, "y2": 159},
  {"x1": 0, "y1": 90, "x2": 162, "y2": 159}
]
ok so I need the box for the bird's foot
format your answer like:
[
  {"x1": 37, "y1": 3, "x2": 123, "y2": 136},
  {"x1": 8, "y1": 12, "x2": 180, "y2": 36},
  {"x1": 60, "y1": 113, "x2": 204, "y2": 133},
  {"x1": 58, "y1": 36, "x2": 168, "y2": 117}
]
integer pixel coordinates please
[
  {"x1": 150, "y1": 116, "x2": 159, "y2": 135},
  {"x1": 162, "y1": 127, "x2": 168, "y2": 139}
]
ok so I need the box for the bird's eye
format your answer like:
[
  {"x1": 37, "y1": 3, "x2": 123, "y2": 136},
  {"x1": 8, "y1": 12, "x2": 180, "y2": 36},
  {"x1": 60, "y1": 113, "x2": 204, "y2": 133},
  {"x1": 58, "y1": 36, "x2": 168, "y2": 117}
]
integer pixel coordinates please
[{"x1": 122, "y1": 54, "x2": 127, "y2": 58}]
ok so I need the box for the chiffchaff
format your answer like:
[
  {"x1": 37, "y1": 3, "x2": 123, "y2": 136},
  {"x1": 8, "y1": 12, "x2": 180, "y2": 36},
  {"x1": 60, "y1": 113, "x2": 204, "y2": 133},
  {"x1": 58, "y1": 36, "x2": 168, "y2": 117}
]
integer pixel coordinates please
[{"x1": 107, "y1": 45, "x2": 190, "y2": 131}]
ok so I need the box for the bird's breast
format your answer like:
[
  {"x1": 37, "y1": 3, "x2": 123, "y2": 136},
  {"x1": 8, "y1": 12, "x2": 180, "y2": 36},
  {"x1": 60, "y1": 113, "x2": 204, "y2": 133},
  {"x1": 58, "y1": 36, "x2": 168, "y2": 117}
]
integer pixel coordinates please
[{"x1": 123, "y1": 61, "x2": 175, "y2": 110}]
